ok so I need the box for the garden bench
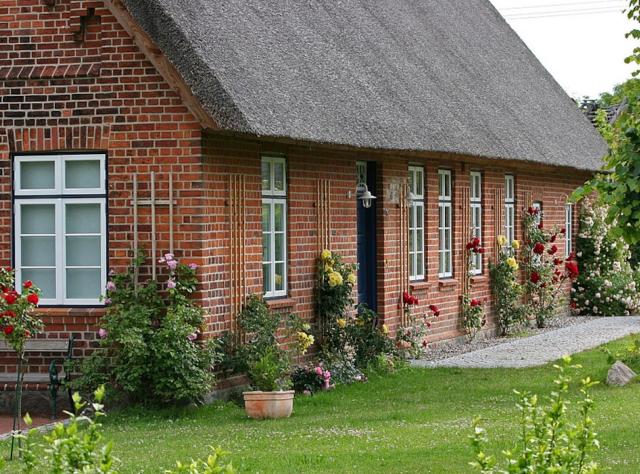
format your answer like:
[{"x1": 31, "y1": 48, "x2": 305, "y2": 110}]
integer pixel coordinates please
[{"x1": 0, "y1": 336, "x2": 75, "y2": 419}]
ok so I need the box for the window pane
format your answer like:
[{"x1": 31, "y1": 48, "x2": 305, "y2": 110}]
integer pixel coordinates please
[
  {"x1": 274, "y1": 203, "x2": 285, "y2": 232},
  {"x1": 409, "y1": 207, "x2": 415, "y2": 228},
  {"x1": 409, "y1": 254, "x2": 415, "y2": 276},
  {"x1": 409, "y1": 231, "x2": 415, "y2": 252},
  {"x1": 66, "y1": 236, "x2": 101, "y2": 266},
  {"x1": 416, "y1": 205, "x2": 423, "y2": 228},
  {"x1": 261, "y1": 161, "x2": 271, "y2": 191},
  {"x1": 20, "y1": 161, "x2": 55, "y2": 190},
  {"x1": 262, "y1": 233, "x2": 271, "y2": 261},
  {"x1": 417, "y1": 171, "x2": 423, "y2": 196},
  {"x1": 274, "y1": 232, "x2": 285, "y2": 261},
  {"x1": 22, "y1": 269, "x2": 56, "y2": 299},
  {"x1": 65, "y1": 160, "x2": 100, "y2": 189},
  {"x1": 262, "y1": 263, "x2": 271, "y2": 293},
  {"x1": 275, "y1": 263, "x2": 285, "y2": 291},
  {"x1": 417, "y1": 229, "x2": 424, "y2": 251},
  {"x1": 66, "y1": 268, "x2": 101, "y2": 299},
  {"x1": 445, "y1": 251, "x2": 451, "y2": 274},
  {"x1": 66, "y1": 204, "x2": 101, "y2": 234},
  {"x1": 262, "y1": 203, "x2": 271, "y2": 231},
  {"x1": 274, "y1": 162, "x2": 285, "y2": 192},
  {"x1": 445, "y1": 207, "x2": 451, "y2": 228},
  {"x1": 21, "y1": 236, "x2": 55, "y2": 266},
  {"x1": 21, "y1": 204, "x2": 55, "y2": 235},
  {"x1": 417, "y1": 253, "x2": 424, "y2": 276}
]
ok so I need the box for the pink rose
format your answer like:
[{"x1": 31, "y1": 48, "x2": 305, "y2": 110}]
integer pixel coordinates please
[
  {"x1": 187, "y1": 332, "x2": 198, "y2": 341},
  {"x1": 105, "y1": 281, "x2": 116, "y2": 291},
  {"x1": 98, "y1": 328, "x2": 108, "y2": 339},
  {"x1": 167, "y1": 259, "x2": 178, "y2": 270},
  {"x1": 315, "y1": 366, "x2": 323, "y2": 376},
  {"x1": 188, "y1": 263, "x2": 198, "y2": 270},
  {"x1": 167, "y1": 279, "x2": 176, "y2": 289}
]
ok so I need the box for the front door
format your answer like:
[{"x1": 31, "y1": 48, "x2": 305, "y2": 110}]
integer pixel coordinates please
[{"x1": 356, "y1": 161, "x2": 377, "y2": 311}]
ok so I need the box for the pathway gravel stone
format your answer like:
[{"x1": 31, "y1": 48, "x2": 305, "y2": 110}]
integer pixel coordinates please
[{"x1": 412, "y1": 317, "x2": 640, "y2": 368}]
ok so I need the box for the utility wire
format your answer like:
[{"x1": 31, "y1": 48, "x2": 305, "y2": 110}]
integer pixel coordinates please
[{"x1": 499, "y1": 0, "x2": 625, "y2": 11}]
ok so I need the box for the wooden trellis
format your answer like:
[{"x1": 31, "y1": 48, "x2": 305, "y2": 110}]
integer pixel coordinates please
[
  {"x1": 228, "y1": 174, "x2": 248, "y2": 343},
  {"x1": 460, "y1": 185, "x2": 471, "y2": 296},
  {"x1": 317, "y1": 179, "x2": 332, "y2": 252},
  {"x1": 398, "y1": 182, "x2": 410, "y2": 325},
  {"x1": 130, "y1": 171, "x2": 176, "y2": 283}
]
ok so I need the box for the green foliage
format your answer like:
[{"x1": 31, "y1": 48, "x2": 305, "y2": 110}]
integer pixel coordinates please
[
  {"x1": 601, "y1": 334, "x2": 640, "y2": 371},
  {"x1": 0, "y1": 268, "x2": 44, "y2": 354},
  {"x1": 165, "y1": 447, "x2": 236, "y2": 474},
  {"x1": 345, "y1": 305, "x2": 395, "y2": 369},
  {"x1": 489, "y1": 241, "x2": 526, "y2": 336},
  {"x1": 573, "y1": 1, "x2": 640, "y2": 245},
  {"x1": 599, "y1": 78, "x2": 640, "y2": 107},
  {"x1": 315, "y1": 250, "x2": 357, "y2": 342},
  {"x1": 521, "y1": 208, "x2": 573, "y2": 328},
  {"x1": 291, "y1": 365, "x2": 330, "y2": 393},
  {"x1": 470, "y1": 357, "x2": 600, "y2": 474},
  {"x1": 461, "y1": 238, "x2": 487, "y2": 342},
  {"x1": 247, "y1": 348, "x2": 291, "y2": 392},
  {"x1": 19, "y1": 386, "x2": 117, "y2": 473},
  {"x1": 74, "y1": 253, "x2": 220, "y2": 405},
  {"x1": 573, "y1": 199, "x2": 639, "y2": 316}
]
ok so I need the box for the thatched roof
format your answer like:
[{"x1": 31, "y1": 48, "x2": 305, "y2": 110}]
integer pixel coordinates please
[{"x1": 123, "y1": 0, "x2": 607, "y2": 170}]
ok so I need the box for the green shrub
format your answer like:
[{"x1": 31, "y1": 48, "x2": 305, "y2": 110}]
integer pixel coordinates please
[
  {"x1": 247, "y1": 348, "x2": 291, "y2": 392},
  {"x1": 74, "y1": 253, "x2": 220, "y2": 405},
  {"x1": 489, "y1": 238, "x2": 527, "y2": 336},
  {"x1": 166, "y1": 447, "x2": 236, "y2": 473},
  {"x1": 470, "y1": 356, "x2": 600, "y2": 473},
  {"x1": 346, "y1": 305, "x2": 395, "y2": 369},
  {"x1": 601, "y1": 334, "x2": 640, "y2": 372}
]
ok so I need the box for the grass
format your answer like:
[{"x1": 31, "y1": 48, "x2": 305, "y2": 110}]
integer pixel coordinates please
[{"x1": 4, "y1": 336, "x2": 640, "y2": 473}]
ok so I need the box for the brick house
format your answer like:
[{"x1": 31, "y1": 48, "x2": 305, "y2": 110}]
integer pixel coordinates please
[{"x1": 0, "y1": 0, "x2": 606, "y2": 391}]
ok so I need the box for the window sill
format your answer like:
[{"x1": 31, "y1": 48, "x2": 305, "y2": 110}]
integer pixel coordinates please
[
  {"x1": 470, "y1": 275, "x2": 487, "y2": 285},
  {"x1": 410, "y1": 281, "x2": 432, "y2": 292},
  {"x1": 35, "y1": 307, "x2": 107, "y2": 317},
  {"x1": 266, "y1": 297, "x2": 297, "y2": 310},
  {"x1": 438, "y1": 279, "x2": 459, "y2": 290}
]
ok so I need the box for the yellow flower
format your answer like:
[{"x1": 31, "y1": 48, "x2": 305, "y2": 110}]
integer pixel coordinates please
[
  {"x1": 511, "y1": 239, "x2": 521, "y2": 250},
  {"x1": 321, "y1": 249, "x2": 332, "y2": 261},
  {"x1": 337, "y1": 318, "x2": 347, "y2": 329},
  {"x1": 328, "y1": 271, "x2": 343, "y2": 287},
  {"x1": 497, "y1": 235, "x2": 507, "y2": 247},
  {"x1": 506, "y1": 257, "x2": 519, "y2": 271},
  {"x1": 382, "y1": 324, "x2": 389, "y2": 335},
  {"x1": 296, "y1": 331, "x2": 314, "y2": 354},
  {"x1": 347, "y1": 273, "x2": 357, "y2": 285},
  {"x1": 302, "y1": 323, "x2": 311, "y2": 331}
]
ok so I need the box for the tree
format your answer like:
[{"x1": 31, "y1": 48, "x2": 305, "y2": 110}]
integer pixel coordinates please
[{"x1": 573, "y1": 0, "x2": 640, "y2": 245}]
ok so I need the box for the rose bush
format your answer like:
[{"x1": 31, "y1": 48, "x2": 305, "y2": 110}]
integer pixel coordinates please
[
  {"x1": 489, "y1": 238, "x2": 526, "y2": 335},
  {"x1": 572, "y1": 198, "x2": 640, "y2": 316},
  {"x1": 74, "y1": 253, "x2": 220, "y2": 405},
  {"x1": 461, "y1": 238, "x2": 487, "y2": 341}
]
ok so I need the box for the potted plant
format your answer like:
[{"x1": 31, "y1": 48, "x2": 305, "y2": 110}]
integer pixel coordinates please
[{"x1": 243, "y1": 348, "x2": 294, "y2": 419}]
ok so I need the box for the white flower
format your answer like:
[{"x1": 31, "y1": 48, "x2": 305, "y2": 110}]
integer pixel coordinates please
[
  {"x1": 593, "y1": 306, "x2": 598, "y2": 313},
  {"x1": 595, "y1": 293, "x2": 601, "y2": 299}
]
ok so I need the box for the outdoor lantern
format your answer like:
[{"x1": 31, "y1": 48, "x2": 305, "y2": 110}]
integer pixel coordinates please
[{"x1": 358, "y1": 184, "x2": 377, "y2": 209}]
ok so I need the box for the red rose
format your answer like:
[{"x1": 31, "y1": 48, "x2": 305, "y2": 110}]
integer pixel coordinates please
[
  {"x1": 426, "y1": 320, "x2": 432, "y2": 328},
  {"x1": 470, "y1": 298, "x2": 481, "y2": 307},
  {"x1": 24, "y1": 330, "x2": 30, "y2": 338},
  {"x1": 3, "y1": 325, "x2": 13, "y2": 335},
  {"x1": 429, "y1": 305, "x2": 440, "y2": 317},
  {"x1": 547, "y1": 245, "x2": 558, "y2": 256},
  {"x1": 566, "y1": 252, "x2": 576, "y2": 262},
  {"x1": 472, "y1": 237, "x2": 480, "y2": 247},
  {"x1": 560, "y1": 228, "x2": 566, "y2": 235},
  {"x1": 550, "y1": 234, "x2": 557, "y2": 243},
  {"x1": 533, "y1": 242, "x2": 545, "y2": 255},
  {"x1": 466, "y1": 242, "x2": 474, "y2": 250},
  {"x1": 478, "y1": 248, "x2": 486, "y2": 254},
  {"x1": 527, "y1": 207, "x2": 537, "y2": 215},
  {"x1": 565, "y1": 261, "x2": 579, "y2": 279},
  {"x1": 23, "y1": 280, "x2": 33, "y2": 289},
  {"x1": 538, "y1": 221, "x2": 544, "y2": 230},
  {"x1": 403, "y1": 291, "x2": 411, "y2": 305},
  {"x1": 3, "y1": 292, "x2": 17, "y2": 305},
  {"x1": 410, "y1": 296, "x2": 419, "y2": 305},
  {"x1": 27, "y1": 293, "x2": 39, "y2": 305},
  {"x1": 530, "y1": 272, "x2": 541, "y2": 284},
  {"x1": 570, "y1": 301, "x2": 577, "y2": 309},
  {"x1": 553, "y1": 258, "x2": 563, "y2": 266},
  {"x1": 3, "y1": 310, "x2": 15, "y2": 318}
]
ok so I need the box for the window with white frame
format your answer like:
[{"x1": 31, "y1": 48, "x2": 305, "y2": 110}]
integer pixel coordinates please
[
  {"x1": 565, "y1": 203, "x2": 573, "y2": 257},
  {"x1": 470, "y1": 171, "x2": 482, "y2": 274},
  {"x1": 14, "y1": 154, "x2": 107, "y2": 305},
  {"x1": 408, "y1": 166, "x2": 425, "y2": 281},
  {"x1": 504, "y1": 174, "x2": 515, "y2": 246},
  {"x1": 261, "y1": 155, "x2": 287, "y2": 298},
  {"x1": 438, "y1": 169, "x2": 453, "y2": 278}
]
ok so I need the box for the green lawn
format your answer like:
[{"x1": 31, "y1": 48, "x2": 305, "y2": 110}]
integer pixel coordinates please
[{"x1": 5, "y1": 336, "x2": 640, "y2": 473}]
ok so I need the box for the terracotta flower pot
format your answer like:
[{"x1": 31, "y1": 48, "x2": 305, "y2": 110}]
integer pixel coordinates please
[{"x1": 243, "y1": 390, "x2": 295, "y2": 419}]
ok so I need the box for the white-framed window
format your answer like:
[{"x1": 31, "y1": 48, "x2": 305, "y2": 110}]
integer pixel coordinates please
[
  {"x1": 565, "y1": 203, "x2": 573, "y2": 257},
  {"x1": 408, "y1": 166, "x2": 425, "y2": 281},
  {"x1": 470, "y1": 171, "x2": 482, "y2": 275},
  {"x1": 13, "y1": 154, "x2": 107, "y2": 305},
  {"x1": 438, "y1": 169, "x2": 453, "y2": 278},
  {"x1": 261, "y1": 155, "x2": 287, "y2": 298},
  {"x1": 504, "y1": 174, "x2": 515, "y2": 246}
]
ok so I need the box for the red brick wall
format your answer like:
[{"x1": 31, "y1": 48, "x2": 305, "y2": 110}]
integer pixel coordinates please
[
  {"x1": 0, "y1": 0, "x2": 203, "y2": 375},
  {"x1": 200, "y1": 135, "x2": 591, "y2": 344},
  {"x1": 0, "y1": 1, "x2": 592, "y2": 382}
]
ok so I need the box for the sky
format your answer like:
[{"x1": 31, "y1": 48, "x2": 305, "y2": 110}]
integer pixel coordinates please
[{"x1": 489, "y1": 0, "x2": 636, "y2": 99}]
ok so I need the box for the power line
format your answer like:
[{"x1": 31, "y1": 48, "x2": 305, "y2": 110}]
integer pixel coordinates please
[
  {"x1": 499, "y1": 0, "x2": 625, "y2": 11},
  {"x1": 503, "y1": 6, "x2": 625, "y2": 20}
]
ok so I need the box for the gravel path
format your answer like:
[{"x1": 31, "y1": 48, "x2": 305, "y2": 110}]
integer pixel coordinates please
[{"x1": 412, "y1": 316, "x2": 640, "y2": 368}]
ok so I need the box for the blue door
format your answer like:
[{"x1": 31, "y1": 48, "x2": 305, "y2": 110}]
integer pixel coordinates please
[{"x1": 356, "y1": 161, "x2": 377, "y2": 311}]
